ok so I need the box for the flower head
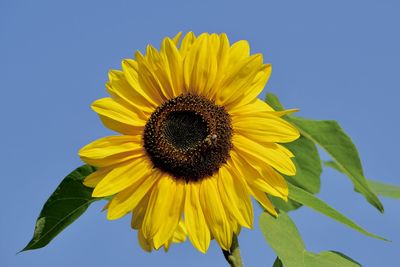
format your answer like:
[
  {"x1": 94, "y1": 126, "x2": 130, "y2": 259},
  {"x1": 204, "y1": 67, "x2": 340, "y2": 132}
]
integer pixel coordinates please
[{"x1": 79, "y1": 32, "x2": 300, "y2": 253}]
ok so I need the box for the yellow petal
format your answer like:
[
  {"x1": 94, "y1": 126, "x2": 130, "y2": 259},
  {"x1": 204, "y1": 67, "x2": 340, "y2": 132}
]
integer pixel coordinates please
[
  {"x1": 229, "y1": 215, "x2": 241, "y2": 235},
  {"x1": 232, "y1": 64, "x2": 272, "y2": 108},
  {"x1": 83, "y1": 167, "x2": 111, "y2": 187},
  {"x1": 172, "y1": 220, "x2": 187, "y2": 243},
  {"x1": 217, "y1": 164, "x2": 253, "y2": 229},
  {"x1": 142, "y1": 175, "x2": 185, "y2": 249},
  {"x1": 164, "y1": 220, "x2": 187, "y2": 252},
  {"x1": 228, "y1": 40, "x2": 250, "y2": 64},
  {"x1": 135, "y1": 51, "x2": 168, "y2": 104},
  {"x1": 233, "y1": 134, "x2": 296, "y2": 176},
  {"x1": 119, "y1": 60, "x2": 160, "y2": 110},
  {"x1": 79, "y1": 135, "x2": 144, "y2": 167},
  {"x1": 179, "y1": 32, "x2": 196, "y2": 58},
  {"x1": 107, "y1": 169, "x2": 159, "y2": 220},
  {"x1": 92, "y1": 158, "x2": 152, "y2": 197},
  {"x1": 199, "y1": 177, "x2": 232, "y2": 250},
  {"x1": 160, "y1": 38, "x2": 184, "y2": 97},
  {"x1": 232, "y1": 114, "x2": 300, "y2": 143},
  {"x1": 208, "y1": 33, "x2": 230, "y2": 99},
  {"x1": 145, "y1": 45, "x2": 175, "y2": 99},
  {"x1": 215, "y1": 54, "x2": 263, "y2": 107},
  {"x1": 183, "y1": 33, "x2": 218, "y2": 96},
  {"x1": 273, "y1": 109, "x2": 299, "y2": 117},
  {"x1": 91, "y1": 98, "x2": 145, "y2": 135},
  {"x1": 229, "y1": 98, "x2": 299, "y2": 118},
  {"x1": 276, "y1": 143, "x2": 295, "y2": 158},
  {"x1": 164, "y1": 239, "x2": 173, "y2": 252},
  {"x1": 131, "y1": 193, "x2": 150, "y2": 229},
  {"x1": 184, "y1": 182, "x2": 211, "y2": 253},
  {"x1": 172, "y1": 32, "x2": 182, "y2": 46},
  {"x1": 248, "y1": 185, "x2": 278, "y2": 216},
  {"x1": 107, "y1": 69, "x2": 155, "y2": 116},
  {"x1": 262, "y1": 164, "x2": 289, "y2": 200},
  {"x1": 230, "y1": 150, "x2": 288, "y2": 199},
  {"x1": 138, "y1": 229, "x2": 153, "y2": 252}
]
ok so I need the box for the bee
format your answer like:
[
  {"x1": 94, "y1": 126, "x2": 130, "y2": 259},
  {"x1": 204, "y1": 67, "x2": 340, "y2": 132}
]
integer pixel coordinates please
[{"x1": 204, "y1": 134, "x2": 217, "y2": 146}]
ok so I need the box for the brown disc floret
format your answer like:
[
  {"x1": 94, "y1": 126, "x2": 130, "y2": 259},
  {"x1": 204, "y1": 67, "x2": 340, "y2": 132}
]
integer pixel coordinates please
[{"x1": 143, "y1": 94, "x2": 233, "y2": 182}]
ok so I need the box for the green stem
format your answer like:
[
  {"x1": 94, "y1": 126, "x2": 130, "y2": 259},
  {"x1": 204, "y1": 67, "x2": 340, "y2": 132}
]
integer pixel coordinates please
[{"x1": 222, "y1": 234, "x2": 244, "y2": 267}]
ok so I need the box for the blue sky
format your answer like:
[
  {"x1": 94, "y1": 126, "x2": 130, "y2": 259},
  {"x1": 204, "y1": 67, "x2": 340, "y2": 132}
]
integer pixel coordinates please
[{"x1": 1, "y1": 0, "x2": 399, "y2": 266}]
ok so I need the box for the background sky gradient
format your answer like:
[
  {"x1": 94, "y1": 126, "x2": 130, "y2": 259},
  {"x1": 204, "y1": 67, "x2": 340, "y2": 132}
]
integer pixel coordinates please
[{"x1": 1, "y1": 0, "x2": 399, "y2": 266}]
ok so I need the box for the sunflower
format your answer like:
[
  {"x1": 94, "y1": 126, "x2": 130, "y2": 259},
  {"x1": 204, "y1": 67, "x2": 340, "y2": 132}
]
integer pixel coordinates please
[{"x1": 79, "y1": 32, "x2": 300, "y2": 253}]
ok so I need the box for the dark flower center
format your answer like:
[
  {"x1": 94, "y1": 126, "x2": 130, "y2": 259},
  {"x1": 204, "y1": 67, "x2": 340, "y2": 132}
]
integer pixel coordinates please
[
  {"x1": 143, "y1": 94, "x2": 232, "y2": 182},
  {"x1": 164, "y1": 111, "x2": 208, "y2": 150}
]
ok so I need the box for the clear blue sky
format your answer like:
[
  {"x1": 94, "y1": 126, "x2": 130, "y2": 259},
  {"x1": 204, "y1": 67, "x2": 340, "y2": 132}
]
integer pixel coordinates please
[{"x1": 1, "y1": 0, "x2": 399, "y2": 266}]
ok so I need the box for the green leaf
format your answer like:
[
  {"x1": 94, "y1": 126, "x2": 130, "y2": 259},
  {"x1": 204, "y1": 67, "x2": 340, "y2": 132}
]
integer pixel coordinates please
[
  {"x1": 270, "y1": 195, "x2": 302, "y2": 213},
  {"x1": 260, "y1": 212, "x2": 361, "y2": 267},
  {"x1": 290, "y1": 117, "x2": 383, "y2": 212},
  {"x1": 367, "y1": 180, "x2": 400, "y2": 199},
  {"x1": 324, "y1": 160, "x2": 345, "y2": 173},
  {"x1": 270, "y1": 136, "x2": 322, "y2": 212},
  {"x1": 303, "y1": 251, "x2": 361, "y2": 267},
  {"x1": 283, "y1": 136, "x2": 322, "y2": 194},
  {"x1": 288, "y1": 183, "x2": 386, "y2": 241},
  {"x1": 265, "y1": 93, "x2": 285, "y2": 111},
  {"x1": 22, "y1": 165, "x2": 98, "y2": 251},
  {"x1": 272, "y1": 257, "x2": 284, "y2": 267},
  {"x1": 265, "y1": 92, "x2": 383, "y2": 213},
  {"x1": 325, "y1": 160, "x2": 400, "y2": 199},
  {"x1": 260, "y1": 212, "x2": 304, "y2": 265}
]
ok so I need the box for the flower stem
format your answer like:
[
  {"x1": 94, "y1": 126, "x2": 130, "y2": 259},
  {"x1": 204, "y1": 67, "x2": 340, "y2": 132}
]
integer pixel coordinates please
[{"x1": 222, "y1": 234, "x2": 243, "y2": 267}]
